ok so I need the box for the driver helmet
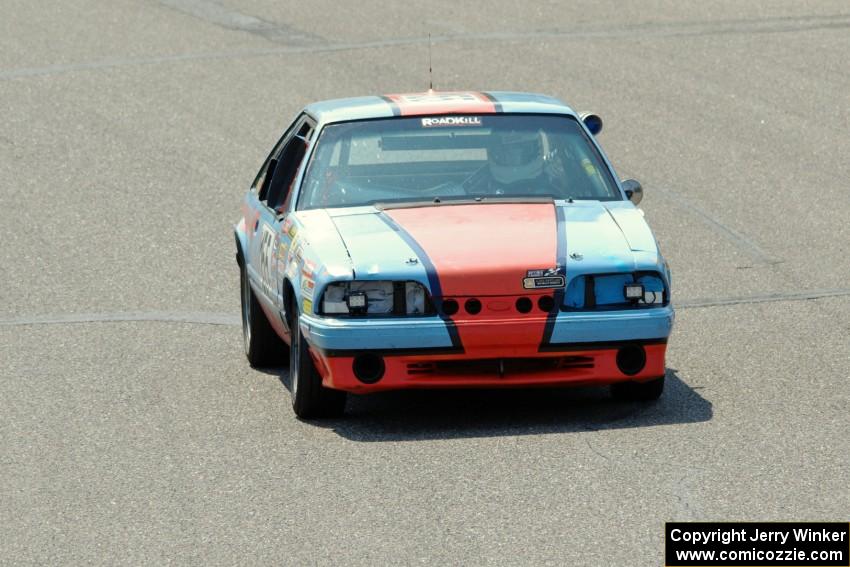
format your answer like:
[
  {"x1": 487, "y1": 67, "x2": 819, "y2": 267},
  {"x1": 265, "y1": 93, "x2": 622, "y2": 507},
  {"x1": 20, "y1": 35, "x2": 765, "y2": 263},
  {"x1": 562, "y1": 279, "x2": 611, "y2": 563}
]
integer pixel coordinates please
[{"x1": 487, "y1": 129, "x2": 547, "y2": 185}]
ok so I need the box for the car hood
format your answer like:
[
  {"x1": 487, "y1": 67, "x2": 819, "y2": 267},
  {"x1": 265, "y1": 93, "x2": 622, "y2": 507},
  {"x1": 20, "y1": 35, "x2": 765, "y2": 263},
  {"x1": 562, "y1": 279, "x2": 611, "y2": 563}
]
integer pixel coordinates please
[{"x1": 323, "y1": 201, "x2": 659, "y2": 296}]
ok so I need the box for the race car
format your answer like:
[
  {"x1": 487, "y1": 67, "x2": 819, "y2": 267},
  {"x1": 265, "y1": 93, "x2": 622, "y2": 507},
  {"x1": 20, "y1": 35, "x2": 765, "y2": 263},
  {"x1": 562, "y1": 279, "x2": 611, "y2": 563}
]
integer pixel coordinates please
[{"x1": 235, "y1": 91, "x2": 674, "y2": 418}]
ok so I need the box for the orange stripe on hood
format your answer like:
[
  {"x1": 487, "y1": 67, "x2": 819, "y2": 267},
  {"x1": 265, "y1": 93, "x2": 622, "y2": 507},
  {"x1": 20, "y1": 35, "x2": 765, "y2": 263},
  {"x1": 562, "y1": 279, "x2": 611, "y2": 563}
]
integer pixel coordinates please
[
  {"x1": 385, "y1": 203, "x2": 559, "y2": 357},
  {"x1": 385, "y1": 203, "x2": 557, "y2": 297}
]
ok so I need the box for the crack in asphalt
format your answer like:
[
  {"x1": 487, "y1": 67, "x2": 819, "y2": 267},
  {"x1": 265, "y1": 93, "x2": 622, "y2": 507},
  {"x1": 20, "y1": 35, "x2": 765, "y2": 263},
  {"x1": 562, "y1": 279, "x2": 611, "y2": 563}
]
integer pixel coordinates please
[
  {"x1": 0, "y1": 288, "x2": 847, "y2": 328},
  {"x1": 2, "y1": 13, "x2": 850, "y2": 81}
]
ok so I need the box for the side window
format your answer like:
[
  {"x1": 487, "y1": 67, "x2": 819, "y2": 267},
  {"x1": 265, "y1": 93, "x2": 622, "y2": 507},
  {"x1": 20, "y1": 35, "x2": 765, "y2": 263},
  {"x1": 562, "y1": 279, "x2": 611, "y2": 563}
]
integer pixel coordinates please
[
  {"x1": 267, "y1": 121, "x2": 314, "y2": 211},
  {"x1": 255, "y1": 158, "x2": 277, "y2": 201},
  {"x1": 252, "y1": 136, "x2": 286, "y2": 201},
  {"x1": 251, "y1": 115, "x2": 312, "y2": 202}
]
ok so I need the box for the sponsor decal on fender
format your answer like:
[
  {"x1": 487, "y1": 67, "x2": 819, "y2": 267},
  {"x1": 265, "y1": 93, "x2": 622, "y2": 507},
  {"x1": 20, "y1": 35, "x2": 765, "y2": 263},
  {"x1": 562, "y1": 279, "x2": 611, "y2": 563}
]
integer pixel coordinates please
[
  {"x1": 301, "y1": 277, "x2": 315, "y2": 299},
  {"x1": 421, "y1": 116, "x2": 482, "y2": 127},
  {"x1": 301, "y1": 260, "x2": 316, "y2": 279}
]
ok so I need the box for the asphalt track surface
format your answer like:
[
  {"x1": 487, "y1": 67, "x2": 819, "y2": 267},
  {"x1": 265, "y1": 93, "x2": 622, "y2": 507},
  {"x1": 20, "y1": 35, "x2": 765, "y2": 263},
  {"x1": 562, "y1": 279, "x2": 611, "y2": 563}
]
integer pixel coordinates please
[{"x1": 2, "y1": 2, "x2": 849, "y2": 565}]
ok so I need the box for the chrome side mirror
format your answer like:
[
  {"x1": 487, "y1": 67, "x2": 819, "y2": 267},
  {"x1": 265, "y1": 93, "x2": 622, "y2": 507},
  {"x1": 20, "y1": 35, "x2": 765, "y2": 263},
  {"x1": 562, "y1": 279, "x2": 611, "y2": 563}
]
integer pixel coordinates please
[{"x1": 622, "y1": 179, "x2": 643, "y2": 205}]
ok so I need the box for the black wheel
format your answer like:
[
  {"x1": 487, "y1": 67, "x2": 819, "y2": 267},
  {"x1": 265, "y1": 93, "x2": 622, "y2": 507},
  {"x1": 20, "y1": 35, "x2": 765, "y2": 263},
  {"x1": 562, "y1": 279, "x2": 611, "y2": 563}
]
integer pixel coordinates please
[
  {"x1": 611, "y1": 375, "x2": 665, "y2": 401},
  {"x1": 289, "y1": 304, "x2": 346, "y2": 419},
  {"x1": 240, "y1": 261, "x2": 288, "y2": 367}
]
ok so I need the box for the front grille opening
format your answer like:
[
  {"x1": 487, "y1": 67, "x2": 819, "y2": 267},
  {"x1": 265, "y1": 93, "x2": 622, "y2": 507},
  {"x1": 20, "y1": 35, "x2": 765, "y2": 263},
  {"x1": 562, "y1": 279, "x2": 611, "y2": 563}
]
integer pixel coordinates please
[
  {"x1": 407, "y1": 362, "x2": 437, "y2": 375},
  {"x1": 465, "y1": 298, "x2": 482, "y2": 315},
  {"x1": 515, "y1": 297, "x2": 533, "y2": 313},
  {"x1": 441, "y1": 298, "x2": 459, "y2": 315},
  {"x1": 406, "y1": 356, "x2": 594, "y2": 377}
]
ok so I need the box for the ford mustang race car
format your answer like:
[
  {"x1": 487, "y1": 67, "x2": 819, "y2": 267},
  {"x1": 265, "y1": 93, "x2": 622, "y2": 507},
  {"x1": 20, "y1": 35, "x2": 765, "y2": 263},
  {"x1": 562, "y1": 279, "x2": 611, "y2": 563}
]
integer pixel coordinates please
[{"x1": 235, "y1": 91, "x2": 674, "y2": 418}]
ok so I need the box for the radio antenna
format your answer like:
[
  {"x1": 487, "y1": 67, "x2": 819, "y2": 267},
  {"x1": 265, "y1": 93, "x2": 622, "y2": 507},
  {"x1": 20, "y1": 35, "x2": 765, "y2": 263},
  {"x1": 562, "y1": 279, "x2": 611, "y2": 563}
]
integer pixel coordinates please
[{"x1": 428, "y1": 33, "x2": 434, "y2": 91}]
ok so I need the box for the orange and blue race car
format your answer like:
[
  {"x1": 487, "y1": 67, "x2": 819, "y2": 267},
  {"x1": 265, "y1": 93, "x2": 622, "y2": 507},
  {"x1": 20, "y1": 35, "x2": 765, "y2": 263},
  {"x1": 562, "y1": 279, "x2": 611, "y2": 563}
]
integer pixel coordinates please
[{"x1": 235, "y1": 91, "x2": 674, "y2": 418}]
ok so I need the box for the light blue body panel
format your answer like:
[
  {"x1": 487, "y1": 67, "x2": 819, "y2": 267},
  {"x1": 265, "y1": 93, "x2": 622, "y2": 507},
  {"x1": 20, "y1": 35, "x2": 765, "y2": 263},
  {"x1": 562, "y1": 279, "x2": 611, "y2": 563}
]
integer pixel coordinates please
[
  {"x1": 604, "y1": 202, "x2": 659, "y2": 251},
  {"x1": 486, "y1": 91, "x2": 578, "y2": 115},
  {"x1": 304, "y1": 96, "x2": 395, "y2": 124},
  {"x1": 560, "y1": 200, "x2": 639, "y2": 275},
  {"x1": 556, "y1": 200, "x2": 670, "y2": 324},
  {"x1": 291, "y1": 209, "x2": 353, "y2": 280},
  {"x1": 546, "y1": 306, "x2": 674, "y2": 344},
  {"x1": 301, "y1": 313, "x2": 455, "y2": 351},
  {"x1": 300, "y1": 307, "x2": 672, "y2": 351},
  {"x1": 295, "y1": 209, "x2": 457, "y2": 349},
  {"x1": 325, "y1": 210, "x2": 431, "y2": 283}
]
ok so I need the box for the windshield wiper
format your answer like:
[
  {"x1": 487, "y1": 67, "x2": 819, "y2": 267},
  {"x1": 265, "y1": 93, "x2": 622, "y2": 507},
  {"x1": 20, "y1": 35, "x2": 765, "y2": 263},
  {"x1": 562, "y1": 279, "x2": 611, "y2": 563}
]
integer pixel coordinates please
[{"x1": 376, "y1": 195, "x2": 554, "y2": 210}]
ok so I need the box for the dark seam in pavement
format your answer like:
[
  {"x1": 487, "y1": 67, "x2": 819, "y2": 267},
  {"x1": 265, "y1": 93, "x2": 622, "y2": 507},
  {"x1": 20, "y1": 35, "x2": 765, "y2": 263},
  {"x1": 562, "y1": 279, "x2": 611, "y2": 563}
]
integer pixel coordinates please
[
  {"x1": 0, "y1": 312, "x2": 240, "y2": 327},
  {"x1": 677, "y1": 288, "x2": 850, "y2": 309},
  {"x1": 157, "y1": 0, "x2": 326, "y2": 46},
  {"x1": 2, "y1": 14, "x2": 850, "y2": 82},
  {"x1": 651, "y1": 187, "x2": 778, "y2": 265},
  {"x1": 0, "y1": 289, "x2": 848, "y2": 327}
]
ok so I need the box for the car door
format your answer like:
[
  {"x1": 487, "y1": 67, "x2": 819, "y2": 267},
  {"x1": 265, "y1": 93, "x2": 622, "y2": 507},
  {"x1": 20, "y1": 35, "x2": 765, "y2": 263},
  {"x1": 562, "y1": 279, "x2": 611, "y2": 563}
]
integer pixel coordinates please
[{"x1": 247, "y1": 114, "x2": 315, "y2": 325}]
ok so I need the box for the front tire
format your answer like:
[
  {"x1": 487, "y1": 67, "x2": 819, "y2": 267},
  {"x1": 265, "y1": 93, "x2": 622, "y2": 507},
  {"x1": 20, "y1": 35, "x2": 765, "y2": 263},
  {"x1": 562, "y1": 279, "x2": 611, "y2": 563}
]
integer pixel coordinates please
[
  {"x1": 240, "y1": 261, "x2": 287, "y2": 367},
  {"x1": 289, "y1": 305, "x2": 346, "y2": 419},
  {"x1": 611, "y1": 375, "x2": 665, "y2": 401}
]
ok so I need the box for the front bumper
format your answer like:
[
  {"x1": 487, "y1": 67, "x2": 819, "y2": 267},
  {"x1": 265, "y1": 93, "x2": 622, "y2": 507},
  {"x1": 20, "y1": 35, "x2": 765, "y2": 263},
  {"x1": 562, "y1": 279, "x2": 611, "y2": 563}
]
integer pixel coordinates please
[
  {"x1": 300, "y1": 306, "x2": 673, "y2": 393},
  {"x1": 314, "y1": 341, "x2": 667, "y2": 392}
]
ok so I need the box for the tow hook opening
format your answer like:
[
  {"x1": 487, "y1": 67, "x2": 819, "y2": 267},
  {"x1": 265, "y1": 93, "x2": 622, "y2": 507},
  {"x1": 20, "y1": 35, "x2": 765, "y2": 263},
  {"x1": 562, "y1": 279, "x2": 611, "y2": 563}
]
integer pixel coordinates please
[
  {"x1": 353, "y1": 354, "x2": 385, "y2": 384},
  {"x1": 616, "y1": 345, "x2": 646, "y2": 376}
]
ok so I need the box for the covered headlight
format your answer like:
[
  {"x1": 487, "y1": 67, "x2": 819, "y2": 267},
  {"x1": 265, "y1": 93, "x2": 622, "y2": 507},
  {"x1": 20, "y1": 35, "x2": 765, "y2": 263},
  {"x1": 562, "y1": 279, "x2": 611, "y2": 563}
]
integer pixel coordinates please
[
  {"x1": 404, "y1": 281, "x2": 426, "y2": 314},
  {"x1": 346, "y1": 291, "x2": 368, "y2": 312},
  {"x1": 321, "y1": 281, "x2": 430, "y2": 315},
  {"x1": 636, "y1": 274, "x2": 665, "y2": 304},
  {"x1": 624, "y1": 283, "x2": 644, "y2": 301}
]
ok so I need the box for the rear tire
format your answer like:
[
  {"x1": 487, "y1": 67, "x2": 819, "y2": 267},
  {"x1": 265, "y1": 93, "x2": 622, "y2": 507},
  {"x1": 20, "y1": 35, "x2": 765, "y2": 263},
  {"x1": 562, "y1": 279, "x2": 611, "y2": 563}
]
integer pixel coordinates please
[
  {"x1": 289, "y1": 304, "x2": 346, "y2": 419},
  {"x1": 240, "y1": 261, "x2": 288, "y2": 367},
  {"x1": 611, "y1": 375, "x2": 665, "y2": 401}
]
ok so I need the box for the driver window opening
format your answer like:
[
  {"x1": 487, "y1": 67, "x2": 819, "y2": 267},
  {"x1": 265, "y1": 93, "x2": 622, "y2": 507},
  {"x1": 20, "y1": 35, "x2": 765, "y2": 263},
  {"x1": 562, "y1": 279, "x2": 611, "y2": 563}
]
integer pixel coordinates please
[{"x1": 265, "y1": 121, "x2": 314, "y2": 210}]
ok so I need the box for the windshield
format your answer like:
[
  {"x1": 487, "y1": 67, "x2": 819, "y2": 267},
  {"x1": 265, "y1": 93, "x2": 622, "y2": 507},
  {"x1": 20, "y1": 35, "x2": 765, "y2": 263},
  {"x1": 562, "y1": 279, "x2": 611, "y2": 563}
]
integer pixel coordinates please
[{"x1": 297, "y1": 114, "x2": 621, "y2": 210}]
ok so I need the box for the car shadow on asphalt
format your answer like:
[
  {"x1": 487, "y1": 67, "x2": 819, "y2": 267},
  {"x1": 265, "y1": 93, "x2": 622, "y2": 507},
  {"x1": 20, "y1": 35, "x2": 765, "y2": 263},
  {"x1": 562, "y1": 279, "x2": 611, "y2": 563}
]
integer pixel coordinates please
[{"x1": 273, "y1": 368, "x2": 712, "y2": 441}]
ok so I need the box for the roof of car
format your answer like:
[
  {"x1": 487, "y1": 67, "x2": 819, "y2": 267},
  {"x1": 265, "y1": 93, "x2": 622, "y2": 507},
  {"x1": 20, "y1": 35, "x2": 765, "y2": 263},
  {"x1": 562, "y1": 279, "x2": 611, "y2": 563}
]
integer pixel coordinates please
[{"x1": 304, "y1": 91, "x2": 577, "y2": 124}]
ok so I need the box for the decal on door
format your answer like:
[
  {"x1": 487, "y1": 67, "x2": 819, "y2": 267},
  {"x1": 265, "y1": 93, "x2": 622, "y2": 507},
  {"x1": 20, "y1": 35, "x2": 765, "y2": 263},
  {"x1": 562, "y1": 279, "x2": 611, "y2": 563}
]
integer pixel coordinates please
[{"x1": 259, "y1": 224, "x2": 277, "y2": 295}]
